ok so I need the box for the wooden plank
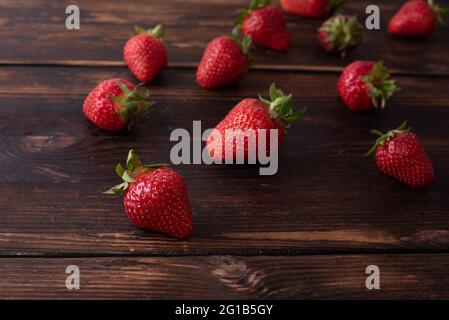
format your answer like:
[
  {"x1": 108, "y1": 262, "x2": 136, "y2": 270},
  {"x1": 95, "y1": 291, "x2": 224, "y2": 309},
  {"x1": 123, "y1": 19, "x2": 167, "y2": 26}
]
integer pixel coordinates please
[
  {"x1": 0, "y1": 66, "x2": 448, "y2": 255},
  {"x1": 1, "y1": 254, "x2": 449, "y2": 299},
  {"x1": 1, "y1": 0, "x2": 448, "y2": 75}
]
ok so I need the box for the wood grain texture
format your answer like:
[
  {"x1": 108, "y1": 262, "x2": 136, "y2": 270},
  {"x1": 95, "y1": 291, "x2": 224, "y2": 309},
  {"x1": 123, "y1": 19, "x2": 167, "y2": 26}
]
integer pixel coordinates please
[
  {"x1": 1, "y1": 254, "x2": 449, "y2": 299},
  {"x1": 0, "y1": 67, "x2": 448, "y2": 256},
  {"x1": 1, "y1": 0, "x2": 448, "y2": 75}
]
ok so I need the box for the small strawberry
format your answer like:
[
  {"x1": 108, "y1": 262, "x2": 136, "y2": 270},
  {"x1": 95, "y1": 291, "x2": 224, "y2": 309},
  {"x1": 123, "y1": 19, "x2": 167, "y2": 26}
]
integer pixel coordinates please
[
  {"x1": 206, "y1": 83, "x2": 306, "y2": 162},
  {"x1": 337, "y1": 60, "x2": 398, "y2": 112},
  {"x1": 280, "y1": 0, "x2": 345, "y2": 18},
  {"x1": 235, "y1": 0, "x2": 292, "y2": 51},
  {"x1": 105, "y1": 150, "x2": 193, "y2": 239},
  {"x1": 367, "y1": 122, "x2": 435, "y2": 188},
  {"x1": 196, "y1": 32, "x2": 251, "y2": 89},
  {"x1": 388, "y1": 0, "x2": 448, "y2": 37},
  {"x1": 83, "y1": 79, "x2": 153, "y2": 132},
  {"x1": 318, "y1": 15, "x2": 363, "y2": 57},
  {"x1": 124, "y1": 25, "x2": 168, "y2": 83}
]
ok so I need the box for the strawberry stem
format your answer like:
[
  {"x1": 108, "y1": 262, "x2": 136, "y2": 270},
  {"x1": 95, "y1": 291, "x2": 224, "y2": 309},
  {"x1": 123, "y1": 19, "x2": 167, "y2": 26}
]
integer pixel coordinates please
[
  {"x1": 319, "y1": 15, "x2": 363, "y2": 57},
  {"x1": 366, "y1": 121, "x2": 410, "y2": 156},
  {"x1": 135, "y1": 24, "x2": 165, "y2": 41},
  {"x1": 428, "y1": 0, "x2": 449, "y2": 26},
  {"x1": 104, "y1": 150, "x2": 167, "y2": 195},
  {"x1": 231, "y1": 26, "x2": 252, "y2": 57},
  {"x1": 110, "y1": 82, "x2": 154, "y2": 130},
  {"x1": 360, "y1": 60, "x2": 398, "y2": 109},
  {"x1": 259, "y1": 83, "x2": 307, "y2": 130}
]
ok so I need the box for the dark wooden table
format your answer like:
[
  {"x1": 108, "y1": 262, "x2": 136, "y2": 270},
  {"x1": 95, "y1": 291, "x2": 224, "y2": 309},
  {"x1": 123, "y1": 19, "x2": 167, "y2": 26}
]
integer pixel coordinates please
[{"x1": 1, "y1": 0, "x2": 448, "y2": 299}]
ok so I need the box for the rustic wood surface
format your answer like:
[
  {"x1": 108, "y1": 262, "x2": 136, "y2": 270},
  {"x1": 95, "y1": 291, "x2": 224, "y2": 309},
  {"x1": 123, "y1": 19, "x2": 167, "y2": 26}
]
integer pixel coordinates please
[
  {"x1": 0, "y1": 0, "x2": 448, "y2": 75},
  {"x1": 1, "y1": 254, "x2": 449, "y2": 299},
  {"x1": 0, "y1": 0, "x2": 448, "y2": 299}
]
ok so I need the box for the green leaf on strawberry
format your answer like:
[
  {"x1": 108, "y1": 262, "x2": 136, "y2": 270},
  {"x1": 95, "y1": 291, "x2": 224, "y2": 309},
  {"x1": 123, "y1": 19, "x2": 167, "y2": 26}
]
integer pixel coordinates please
[
  {"x1": 260, "y1": 83, "x2": 307, "y2": 129},
  {"x1": 361, "y1": 60, "x2": 398, "y2": 109}
]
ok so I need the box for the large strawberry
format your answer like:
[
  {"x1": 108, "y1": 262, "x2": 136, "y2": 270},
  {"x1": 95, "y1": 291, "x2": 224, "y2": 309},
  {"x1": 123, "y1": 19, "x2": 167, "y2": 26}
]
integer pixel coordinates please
[
  {"x1": 196, "y1": 32, "x2": 251, "y2": 89},
  {"x1": 367, "y1": 122, "x2": 435, "y2": 188},
  {"x1": 388, "y1": 0, "x2": 448, "y2": 37},
  {"x1": 337, "y1": 60, "x2": 397, "y2": 112},
  {"x1": 105, "y1": 150, "x2": 193, "y2": 239},
  {"x1": 235, "y1": 0, "x2": 292, "y2": 51},
  {"x1": 318, "y1": 15, "x2": 363, "y2": 57},
  {"x1": 83, "y1": 79, "x2": 153, "y2": 132},
  {"x1": 280, "y1": 0, "x2": 345, "y2": 18},
  {"x1": 206, "y1": 83, "x2": 306, "y2": 162},
  {"x1": 124, "y1": 25, "x2": 168, "y2": 83}
]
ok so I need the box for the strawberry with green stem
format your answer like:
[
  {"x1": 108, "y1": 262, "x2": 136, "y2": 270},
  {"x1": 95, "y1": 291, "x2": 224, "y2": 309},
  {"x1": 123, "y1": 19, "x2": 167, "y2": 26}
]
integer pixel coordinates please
[
  {"x1": 388, "y1": 0, "x2": 449, "y2": 37},
  {"x1": 318, "y1": 15, "x2": 363, "y2": 57},
  {"x1": 196, "y1": 29, "x2": 251, "y2": 89},
  {"x1": 206, "y1": 83, "x2": 306, "y2": 162},
  {"x1": 367, "y1": 122, "x2": 435, "y2": 188},
  {"x1": 105, "y1": 150, "x2": 193, "y2": 239},
  {"x1": 124, "y1": 24, "x2": 168, "y2": 83},
  {"x1": 83, "y1": 79, "x2": 153, "y2": 132},
  {"x1": 337, "y1": 60, "x2": 398, "y2": 112},
  {"x1": 235, "y1": 0, "x2": 292, "y2": 51}
]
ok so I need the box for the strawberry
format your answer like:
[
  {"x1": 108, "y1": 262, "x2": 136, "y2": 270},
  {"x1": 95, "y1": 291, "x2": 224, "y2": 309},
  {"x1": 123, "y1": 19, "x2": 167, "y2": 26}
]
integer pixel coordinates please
[
  {"x1": 196, "y1": 32, "x2": 251, "y2": 89},
  {"x1": 206, "y1": 83, "x2": 306, "y2": 162},
  {"x1": 235, "y1": 0, "x2": 292, "y2": 51},
  {"x1": 83, "y1": 79, "x2": 153, "y2": 132},
  {"x1": 318, "y1": 15, "x2": 363, "y2": 57},
  {"x1": 280, "y1": 0, "x2": 345, "y2": 18},
  {"x1": 388, "y1": 0, "x2": 448, "y2": 37},
  {"x1": 124, "y1": 25, "x2": 168, "y2": 83},
  {"x1": 105, "y1": 150, "x2": 193, "y2": 239},
  {"x1": 367, "y1": 122, "x2": 435, "y2": 188},
  {"x1": 337, "y1": 60, "x2": 397, "y2": 112}
]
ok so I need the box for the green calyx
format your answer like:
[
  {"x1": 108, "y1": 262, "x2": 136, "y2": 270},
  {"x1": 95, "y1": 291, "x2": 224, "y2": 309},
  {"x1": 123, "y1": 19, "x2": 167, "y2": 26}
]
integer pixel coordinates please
[
  {"x1": 259, "y1": 83, "x2": 307, "y2": 129},
  {"x1": 320, "y1": 15, "x2": 362, "y2": 57},
  {"x1": 232, "y1": 0, "x2": 270, "y2": 56},
  {"x1": 360, "y1": 60, "x2": 398, "y2": 109},
  {"x1": 110, "y1": 82, "x2": 154, "y2": 130},
  {"x1": 366, "y1": 121, "x2": 410, "y2": 156},
  {"x1": 234, "y1": 0, "x2": 272, "y2": 27},
  {"x1": 104, "y1": 150, "x2": 167, "y2": 195},
  {"x1": 428, "y1": 0, "x2": 449, "y2": 26},
  {"x1": 327, "y1": 0, "x2": 346, "y2": 14},
  {"x1": 135, "y1": 24, "x2": 165, "y2": 40},
  {"x1": 231, "y1": 25, "x2": 252, "y2": 56}
]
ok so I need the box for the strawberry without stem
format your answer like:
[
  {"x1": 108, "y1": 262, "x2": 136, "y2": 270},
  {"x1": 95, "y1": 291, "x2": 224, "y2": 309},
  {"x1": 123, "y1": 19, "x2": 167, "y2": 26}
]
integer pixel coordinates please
[
  {"x1": 124, "y1": 25, "x2": 168, "y2": 83},
  {"x1": 196, "y1": 32, "x2": 251, "y2": 89},
  {"x1": 105, "y1": 150, "x2": 193, "y2": 239},
  {"x1": 236, "y1": 0, "x2": 292, "y2": 51},
  {"x1": 367, "y1": 122, "x2": 435, "y2": 188},
  {"x1": 206, "y1": 83, "x2": 306, "y2": 162},
  {"x1": 83, "y1": 79, "x2": 153, "y2": 132},
  {"x1": 388, "y1": 0, "x2": 448, "y2": 37},
  {"x1": 337, "y1": 60, "x2": 397, "y2": 112},
  {"x1": 318, "y1": 15, "x2": 363, "y2": 57},
  {"x1": 280, "y1": 0, "x2": 345, "y2": 18}
]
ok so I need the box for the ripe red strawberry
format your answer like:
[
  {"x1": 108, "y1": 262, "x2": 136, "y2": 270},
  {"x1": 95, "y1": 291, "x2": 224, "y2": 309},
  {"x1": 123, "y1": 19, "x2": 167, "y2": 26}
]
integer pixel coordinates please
[
  {"x1": 236, "y1": 0, "x2": 292, "y2": 51},
  {"x1": 83, "y1": 79, "x2": 153, "y2": 132},
  {"x1": 367, "y1": 122, "x2": 435, "y2": 188},
  {"x1": 105, "y1": 150, "x2": 193, "y2": 239},
  {"x1": 206, "y1": 83, "x2": 306, "y2": 161},
  {"x1": 318, "y1": 15, "x2": 363, "y2": 57},
  {"x1": 124, "y1": 25, "x2": 168, "y2": 83},
  {"x1": 280, "y1": 0, "x2": 345, "y2": 18},
  {"x1": 196, "y1": 33, "x2": 251, "y2": 89},
  {"x1": 388, "y1": 0, "x2": 448, "y2": 37},
  {"x1": 337, "y1": 60, "x2": 397, "y2": 112}
]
